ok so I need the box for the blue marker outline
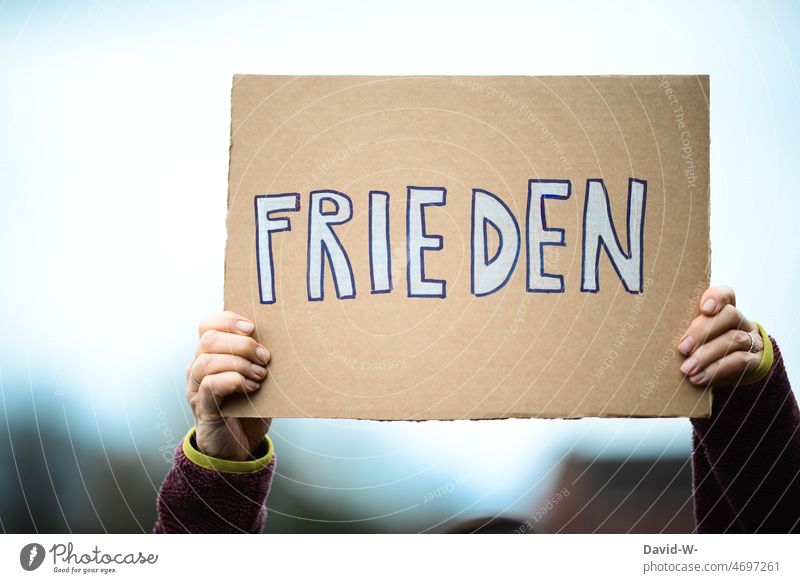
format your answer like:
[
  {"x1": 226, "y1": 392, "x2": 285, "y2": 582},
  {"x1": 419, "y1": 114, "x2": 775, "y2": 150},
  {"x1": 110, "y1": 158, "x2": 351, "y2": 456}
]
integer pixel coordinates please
[
  {"x1": 368, "y1": 190, "x2": 392, "y2": 294},
  {"x1": 483, "y1": 220, "x2": 503, "y2": 265},
  {"x1": 406, "y1": 185, "x2": 447, "y2": 299},
  {"x1": 526, "y1": 179, "x2": 571, "y2": 294},
  {"x1": 580, "y1": 178, "x2": 648, "y2": 294},
  {"x1": 470, "y1": 188, "x2": 521, "y2": 297},
  {"x1": 307, "y1": 189, "x2": 357, "y2": 301},
  {"x1": 254, "y1": 193, "x2": 301, "y2": 305}
]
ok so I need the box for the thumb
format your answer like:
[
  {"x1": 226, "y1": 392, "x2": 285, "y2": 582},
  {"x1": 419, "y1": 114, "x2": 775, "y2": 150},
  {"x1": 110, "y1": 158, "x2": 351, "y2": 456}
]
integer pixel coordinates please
[{"x1": 699, "y1": 285, "x2": 736, "y2": 316}]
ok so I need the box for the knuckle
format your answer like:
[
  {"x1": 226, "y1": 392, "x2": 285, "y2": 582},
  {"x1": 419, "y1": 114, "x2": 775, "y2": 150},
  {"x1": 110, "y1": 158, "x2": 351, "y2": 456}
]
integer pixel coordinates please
[
  {"x1": 199, "y1": 375, "x2": 215, "y2": 394},
  {"x1": 234, "y1": 355, "x2": 249, "y2": 372},
  {"x1": 722, "y1": 285, "x2": 736, "y2": 306},
  {"x1": 734, "y1": 330, "x2": 749, "y2": 345},
  {"x1": 198, "y1": 315, "x2": 214, "y2": 337},
  {"x1": 690, "y1": 318, "x2": 710, "y2": 340},
  {"x1": 200, "y1": 329, "x2": 218, "y2": 349},
  {"x1": 243, "y1": 336, "x2": 259, "y2": 354},
  {"x1": 219, "y1": 373, "x2": 242, "y2": 395},
  {"x1": 693, "y1": 348, "x2": 709, "y2": 366},
  {"x1": 686, "y1": 317, "x2": 701, "y2": 333},
  {"x1": 195, "y1": 353, "x2": 212, "y2": 372}
]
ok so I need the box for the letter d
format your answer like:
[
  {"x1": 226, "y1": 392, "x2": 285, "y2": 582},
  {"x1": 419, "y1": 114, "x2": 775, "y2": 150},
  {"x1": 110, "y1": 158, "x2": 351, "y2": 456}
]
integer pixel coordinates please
[{"x1": 471, "y1": 189, "x2": 520, "y2": 296}]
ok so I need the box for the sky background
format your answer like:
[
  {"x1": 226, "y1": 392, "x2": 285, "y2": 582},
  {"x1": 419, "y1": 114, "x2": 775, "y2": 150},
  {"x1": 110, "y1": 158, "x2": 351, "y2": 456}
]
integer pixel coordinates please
[{"x1": 1, "y1": 0, "x2": 798, "y2": 530}]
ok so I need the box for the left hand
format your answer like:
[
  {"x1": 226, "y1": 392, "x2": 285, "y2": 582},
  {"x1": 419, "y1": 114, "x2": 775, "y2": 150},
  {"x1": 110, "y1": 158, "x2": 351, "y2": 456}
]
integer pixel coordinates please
[
  {"x1": 678, "y1": 285, "x2": 763, "y2": 387},
  {"x1": 186, "y1": 311, "x2": 271, "y2": 461}
]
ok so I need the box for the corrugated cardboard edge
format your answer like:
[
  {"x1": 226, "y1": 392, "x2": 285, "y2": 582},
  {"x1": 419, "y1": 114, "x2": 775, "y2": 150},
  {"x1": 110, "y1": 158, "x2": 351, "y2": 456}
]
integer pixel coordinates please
[
  {"x1": 692, "y1": 74, "x2": 713, "y2": 420},
  {"x1": 690, "y1": 74, "x2": 714, "y2": 419},
  {"x1": 222, "y1": 77, "x2": 235, "y2": 314},
  {"x1": 222, "y1": 76, "x2": 247, "y2": 325},
  {"x1": 223, "y1": 399, "x2": 713, "y2": 421}
]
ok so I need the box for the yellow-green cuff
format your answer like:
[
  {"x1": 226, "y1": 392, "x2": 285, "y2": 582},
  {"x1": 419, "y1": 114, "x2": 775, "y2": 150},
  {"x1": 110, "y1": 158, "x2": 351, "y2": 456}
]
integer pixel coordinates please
[
  {"x1": 182, "y1": 428, "x2": 274, "y2": 474},
  {"x1": 740, "y1": 322, "x2": 774, "y2": 386}
]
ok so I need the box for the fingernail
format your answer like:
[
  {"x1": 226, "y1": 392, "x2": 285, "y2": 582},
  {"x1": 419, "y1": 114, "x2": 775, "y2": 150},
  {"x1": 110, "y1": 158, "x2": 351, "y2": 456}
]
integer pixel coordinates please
[
  {"x1": 680, "y1": 357, "x2": 697, "y2": 375},
  {"x1": 678, "y1": 336, "x2": 695, "y2": 355},
  {"x1": 702, "y1": 299, "x2": 716, "y2": 314},
  {"x1": 690, "y1": 370, "x2": 706, "y2": 384},
  {"x1": 237, "y1": 320, "x2": 255, "y2": 334},
  {"x1": 251, "y1": 364, "x2": 267, "y2": 379},
  {"x1": 256, "y1": 346, "x2": 270, "y2": 364},
  {"x1": 245, "y1": 378, "x2": 260, "y2": 390}
]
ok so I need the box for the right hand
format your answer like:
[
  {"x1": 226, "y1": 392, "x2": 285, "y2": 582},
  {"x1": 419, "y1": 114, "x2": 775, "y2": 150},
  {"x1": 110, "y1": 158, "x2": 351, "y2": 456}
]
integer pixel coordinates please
[
  {"x1": 185, "y1": 311, "x2": 271, "y2": 461},
  {"x1": 678, "y1": 286, "x2": 763, "y2": 387}
]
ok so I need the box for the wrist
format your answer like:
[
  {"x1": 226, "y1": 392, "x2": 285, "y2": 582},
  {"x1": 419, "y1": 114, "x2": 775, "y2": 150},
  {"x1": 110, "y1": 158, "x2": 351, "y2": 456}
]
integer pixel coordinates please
[
  {"x1": 183, "y1": 428, "x2": 274, "y2": 473},
  {"x1": 195, "y1": 433, "x2": 253, "y2": 462}
]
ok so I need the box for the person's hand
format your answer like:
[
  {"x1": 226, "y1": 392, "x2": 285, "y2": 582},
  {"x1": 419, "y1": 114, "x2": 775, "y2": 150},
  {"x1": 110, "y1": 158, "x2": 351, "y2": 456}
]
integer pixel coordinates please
[
  {"x1": 186, "y1": 311, "x2": 271, "y2": 461},
  {"x1": 678, "y1": 286, "x2": 763, "y2": 387}
]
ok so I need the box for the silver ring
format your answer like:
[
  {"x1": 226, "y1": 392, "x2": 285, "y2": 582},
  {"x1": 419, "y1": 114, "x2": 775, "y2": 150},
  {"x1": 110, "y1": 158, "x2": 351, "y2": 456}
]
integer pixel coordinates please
[{"x1": 745, "y1": 331, "x2": 757, "y2": 353}]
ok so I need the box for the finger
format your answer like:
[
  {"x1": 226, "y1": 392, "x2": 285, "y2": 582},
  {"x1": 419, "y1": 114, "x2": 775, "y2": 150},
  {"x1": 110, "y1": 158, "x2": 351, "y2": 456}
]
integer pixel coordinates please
[
  {"x1": 198, "y1": 311, "x2": 255, "y2": 337},
  {"x1": 191, "y1": 353, "x2": 268, "y2": 384},
  {"x1": 195, "y1": 329, "x2": 270, "y2": 364},
  {"x1": 699, "y1": 285, "x2": 736, "y2": 317},
  {"x1": 686, "y1": 349, "x2": 761, "y2": 387},
  {"x1": 186, "y1": 385, "x2": 198, "y2": 415},
  {"x1": 197, "y1": 371, "x2": 260, "y2": 411},
  {"x1": 680, "y1": 327, "x2": 761, "y2": 377},
  {"x1": 678, "y1": 304, "x2": 754, "y2": 356}
]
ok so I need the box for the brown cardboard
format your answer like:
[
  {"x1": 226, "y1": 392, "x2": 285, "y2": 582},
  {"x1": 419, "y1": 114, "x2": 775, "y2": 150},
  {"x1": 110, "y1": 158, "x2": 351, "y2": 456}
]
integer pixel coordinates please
[{"x1": 222, "y1": 75, "x2": 711, "y2": 420}]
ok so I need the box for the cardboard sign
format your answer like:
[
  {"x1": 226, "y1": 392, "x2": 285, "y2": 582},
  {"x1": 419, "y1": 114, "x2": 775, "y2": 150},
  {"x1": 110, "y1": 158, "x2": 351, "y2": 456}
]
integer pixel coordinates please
[{"x1": 222, "y1": 75, "x2": 710, "y2": 420}]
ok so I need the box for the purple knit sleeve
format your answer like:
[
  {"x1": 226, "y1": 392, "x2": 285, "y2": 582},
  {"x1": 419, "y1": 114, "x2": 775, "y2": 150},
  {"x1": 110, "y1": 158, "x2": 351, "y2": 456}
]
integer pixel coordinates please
[
  {"x1": 152, "y1": 443, "x2": 276, "y2": 534},
  {"x1": 691, "y1": 338, "x2": 800, "y2": 533}
]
